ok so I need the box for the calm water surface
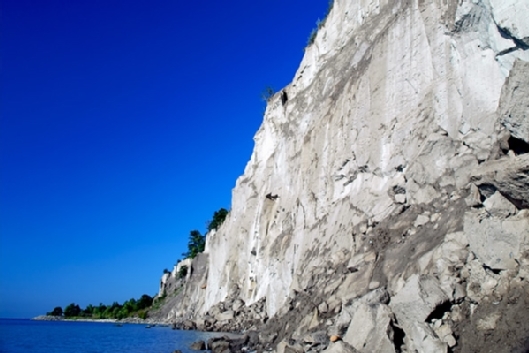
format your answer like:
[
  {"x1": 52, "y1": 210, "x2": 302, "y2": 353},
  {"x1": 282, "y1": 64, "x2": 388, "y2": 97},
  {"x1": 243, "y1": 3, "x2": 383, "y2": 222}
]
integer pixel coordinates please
[{"x1": 0, "y1": 319, "x2": 222, "y2": 353}]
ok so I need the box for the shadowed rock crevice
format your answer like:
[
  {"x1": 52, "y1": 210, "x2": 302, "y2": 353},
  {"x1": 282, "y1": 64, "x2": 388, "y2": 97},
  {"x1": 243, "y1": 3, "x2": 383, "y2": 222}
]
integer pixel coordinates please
[
  {"x1": 496, "y1": 24, "x2": 529, "y2": 51},
  {"x1": 509, "y1": 136, "x2": 529, "y2": 155},
  {"x1": 389, "y1": 319, "x2": 406, "y2": 353},
  {"x1": 426, "y1": 301, "x2": 453, "y2": 323}
]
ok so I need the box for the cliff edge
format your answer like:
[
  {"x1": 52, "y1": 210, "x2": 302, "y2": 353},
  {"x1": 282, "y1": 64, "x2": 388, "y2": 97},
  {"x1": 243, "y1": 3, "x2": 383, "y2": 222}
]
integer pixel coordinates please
[{"x1": 154, "y1": 0, "x2": 529, "y2": 352}]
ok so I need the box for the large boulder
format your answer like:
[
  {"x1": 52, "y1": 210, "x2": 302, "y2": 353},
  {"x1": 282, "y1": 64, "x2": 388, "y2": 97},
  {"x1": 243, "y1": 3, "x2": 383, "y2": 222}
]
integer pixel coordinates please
[
  {"x1": 499, "y1": 61, "x2": 529, "y2": 145},
  {"x1": 471, "y1": 154, "x2": 529, "y2": 209},
  {"x1": 465, "y1": 208, "x2": 529, "y2": 270},
  {"x1": 215, "y1": 310, "x2": 235, "y2": 321},
  {"x1": 342, "y1": 303, "x2": 395, "y2": 353},
  {"x1": 389, "y1": 275, "x2": 449, "y2": 353}
]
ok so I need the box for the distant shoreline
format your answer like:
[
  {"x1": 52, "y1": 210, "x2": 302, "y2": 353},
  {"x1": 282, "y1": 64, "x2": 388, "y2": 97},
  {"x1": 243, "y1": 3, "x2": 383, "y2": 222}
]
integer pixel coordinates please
[
  {"x1": 33, "y1": 315, "x2": 116, "y2": 323},
  {"x1": 31, "y1": 315, "x2": 165, "y2": 325}
]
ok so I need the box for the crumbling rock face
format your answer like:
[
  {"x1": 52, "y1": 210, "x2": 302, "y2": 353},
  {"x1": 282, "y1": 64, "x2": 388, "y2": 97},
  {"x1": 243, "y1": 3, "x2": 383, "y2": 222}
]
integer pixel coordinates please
[
  {"x1": 500, "y1": 61, "x2": 529, "y2": 145},
  {"x1": 149, "y1": 253, "x2": 208, "y2": 322},
  {"x1": 471, "y1": 155, "x2": 529, "y2": 209},
  {"x1": 156, "y1": 0, "x2": 529, "y2": 352}
]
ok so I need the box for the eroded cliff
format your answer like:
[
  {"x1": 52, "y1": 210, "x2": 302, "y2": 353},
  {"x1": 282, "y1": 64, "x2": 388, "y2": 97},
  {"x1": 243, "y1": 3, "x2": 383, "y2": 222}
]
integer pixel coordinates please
[{"x1": 154, "y1": 0, "x2": 529, "y2": 352}]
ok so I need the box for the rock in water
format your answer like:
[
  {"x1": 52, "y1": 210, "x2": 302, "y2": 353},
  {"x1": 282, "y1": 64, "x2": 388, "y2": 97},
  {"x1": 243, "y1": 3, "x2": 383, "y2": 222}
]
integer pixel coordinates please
[{"x1": 189, "y1": 340, "x2": 205, "y2": 350}]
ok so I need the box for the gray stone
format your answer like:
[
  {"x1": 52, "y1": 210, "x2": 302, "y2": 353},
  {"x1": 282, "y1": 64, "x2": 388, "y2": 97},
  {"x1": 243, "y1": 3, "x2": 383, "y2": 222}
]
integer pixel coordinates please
[
  {"x1": 210, "y1": 340, "x2": 230, "y2": 353},
  {"x1": 483, "y1": 191, "x2": 517, "y2": 217},
  {"x1": 259, "y1": 332, "x2": 277, "y2": 344},
  {"x1": 363, "y1": 288, "x2": 390, "y2": 305},
  {"x1": 498, "y1": 60, "x2": 529, "y2": 144},
  {"x1": 232, "y1": 299, "x2": 245, "y2": 312},
  {"x1": 444, "y1": 334, "x2": 457, "y2": 348},
  {"x1": 303, "y1": 331, "x2": 328, "y2": 345},
  {"x1": 216, "y1": 310, "x2": 235, "y2": 321},
  {"x1": 342, "y1": 303, "x2": 395, "y2": 353},
  {"x1": 465, "y1": 210, "x2": 528, "y2": 270},
  {"x1": 276, "y1": 341, "x2": 304, "y2": 353},
  {"x1": 466, "y1": 183, "x2": 482, "y2": 207},
  {"x1": 390, "y1": 275, "x2": 448, "y2": 353},
  {"x1": 182, "y1": 320, "x2": 195, "y2": 330},
  {"x1": 318, "y1": 302, "x2": 328, "y2": 313},
  {"x1": 368, "y1": 281, "x2": 380, "y2": 290},
  {"x1": 395, "y1": 194, "x2": 406, "y2": 204},
  {"x1": 472, "y1": 154, "x2": 529, "y2": 209},
  {"x1": 414, "y1": 214, "x2": 429, "y2": 227},
  {"x1": 321, "y1": 341, "x2": 359, "y2": 353},
  {"x1": 189, "y1": 340, "x2": 206, "y2": 350},
  {"x1": 195, "y1": 318, "x2": 206, "y2": 330}
]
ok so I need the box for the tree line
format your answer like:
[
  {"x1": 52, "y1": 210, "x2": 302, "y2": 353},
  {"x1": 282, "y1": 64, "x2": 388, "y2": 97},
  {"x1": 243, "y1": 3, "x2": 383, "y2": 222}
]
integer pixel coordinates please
[
  {"x1": 178, "y1": 207, "x2": 229, "y2": 262},
  {"x1": 161, "y1": 208, "x2": 229, "y2": 276},
  {"x1": 158, "y1": 208, "x2": 229, "y2": 286},
  {"x1": 47, "y1": 294, "x2": 153, "y2": 320}
]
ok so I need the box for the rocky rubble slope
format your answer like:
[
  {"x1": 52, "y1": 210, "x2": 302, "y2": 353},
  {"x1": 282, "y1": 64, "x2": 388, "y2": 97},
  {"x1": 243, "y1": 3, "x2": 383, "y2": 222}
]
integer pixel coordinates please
[{"x1": 155, "y1": 0, "x2": 529, "y2": 352}]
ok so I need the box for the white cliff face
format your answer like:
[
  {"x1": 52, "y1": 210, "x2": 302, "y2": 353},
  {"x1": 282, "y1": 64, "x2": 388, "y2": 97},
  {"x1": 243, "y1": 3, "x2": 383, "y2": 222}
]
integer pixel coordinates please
[
  {"x1": 206, "y1": 0, "x2": 528, "y2": 314},
  {"x1": 162, "y1": 0, "x2": 529, "y2": 351},
  {"x1": 158, "y1": 273, "x2": 170, "y2": 297},
  {"x1": 490, "y1": 0, "x2": 529, "y2": 46}
]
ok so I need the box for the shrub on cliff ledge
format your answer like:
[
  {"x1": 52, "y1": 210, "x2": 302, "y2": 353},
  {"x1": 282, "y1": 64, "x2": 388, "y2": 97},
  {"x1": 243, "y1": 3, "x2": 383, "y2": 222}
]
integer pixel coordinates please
[
  {"x1": 261, "y1": 86, "x2": 275, "y2": 102},
  {"x1": 178, "y1": 265, "x2": 188, "y2": 279},
  {"x1": 179, "y1": 208, "x2": 229, "y2": 261},
  {"x1": 207, "y1": 207, "x2": 229, "y2": 232},
  {"x1": 306, "y1": 0, "x2": 335, "y2": 47}
]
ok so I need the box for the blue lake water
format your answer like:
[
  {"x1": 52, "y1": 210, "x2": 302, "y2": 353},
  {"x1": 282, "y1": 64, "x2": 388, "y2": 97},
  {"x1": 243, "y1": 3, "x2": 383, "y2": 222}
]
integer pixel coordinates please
[{"x1": 0, "y1": 319, "x2": 222, "y2": 353}]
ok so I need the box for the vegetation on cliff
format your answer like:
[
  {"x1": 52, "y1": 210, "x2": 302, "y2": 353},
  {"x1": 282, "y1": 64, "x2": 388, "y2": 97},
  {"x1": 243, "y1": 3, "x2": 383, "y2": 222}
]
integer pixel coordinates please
[
  {"x1": 207, "y1": 207, "x2": 229, "y2": 232},
  {"x1": 181, "y1": 230, "x2": 205, "y2": 259},
  {"x1": 178, "y1": 207, "x2": 229, "y2": 261},
  {"x1": 306, "y1": 0, "x2": 335, "y2": 47}
]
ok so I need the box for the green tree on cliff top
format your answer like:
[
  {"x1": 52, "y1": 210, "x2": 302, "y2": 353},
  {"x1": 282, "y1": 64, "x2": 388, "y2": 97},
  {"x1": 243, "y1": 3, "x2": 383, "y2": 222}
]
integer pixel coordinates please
[
  {"x1": 207, "y1": 208, "x2": 229, "y2": 232},
  {"x1": 182, "y1": 230, "x2": 205, "y2": 259}
]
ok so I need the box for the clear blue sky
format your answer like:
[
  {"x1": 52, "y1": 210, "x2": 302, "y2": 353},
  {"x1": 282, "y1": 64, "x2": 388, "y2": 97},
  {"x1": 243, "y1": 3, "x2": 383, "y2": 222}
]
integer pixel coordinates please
[{"x1": 0, "y1": 0, "x2": 329, "y2": 318}]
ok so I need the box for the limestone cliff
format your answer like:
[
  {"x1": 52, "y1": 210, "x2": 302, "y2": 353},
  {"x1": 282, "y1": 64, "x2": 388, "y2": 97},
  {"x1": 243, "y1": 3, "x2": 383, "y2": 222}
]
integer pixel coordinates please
[{"x1": 155, "y1": 0, "x2": 529, "y2": 352}]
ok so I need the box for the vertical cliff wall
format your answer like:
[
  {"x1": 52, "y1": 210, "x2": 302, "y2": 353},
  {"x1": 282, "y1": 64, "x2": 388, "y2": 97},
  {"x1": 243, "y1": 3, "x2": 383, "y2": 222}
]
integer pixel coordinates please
[{"x1": 159, "y1": 0, "x2": 529, "y2": 352}]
